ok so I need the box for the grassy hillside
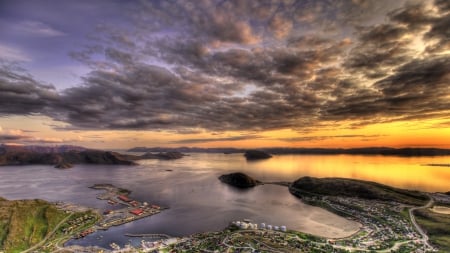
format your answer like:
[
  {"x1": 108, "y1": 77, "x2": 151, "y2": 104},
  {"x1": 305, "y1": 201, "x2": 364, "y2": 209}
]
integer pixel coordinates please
[
  {"x1": 0, "y1": 198, "x2": 67, "y2": 253},
  {"x1": 415, "y1": 209, "x2": 450, "y2": 253},
  {"x1": 289, "y1": 176, "x2": 428, "y2": 205}
]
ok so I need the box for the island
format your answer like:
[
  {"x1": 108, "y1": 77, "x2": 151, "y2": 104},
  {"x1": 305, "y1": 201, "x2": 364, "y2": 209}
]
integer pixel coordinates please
[
  {"x1": 244, "y1": 150, "x2": 272, "y2": 160},
  {"x1": 138, "y1": 151, "x2": 184, "y2": 160},
  {"x1": 219, "y1": 172, "x2": 262, "y2": 188}
]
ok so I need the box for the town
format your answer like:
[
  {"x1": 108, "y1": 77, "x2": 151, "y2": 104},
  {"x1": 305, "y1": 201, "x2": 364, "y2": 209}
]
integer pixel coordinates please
[{"x1": 21, "y1": 184, "x2": 447, "y2": 253}]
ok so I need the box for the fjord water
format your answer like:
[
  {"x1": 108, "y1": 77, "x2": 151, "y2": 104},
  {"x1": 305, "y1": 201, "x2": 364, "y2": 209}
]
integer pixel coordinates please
[{"x1": 0, "y1": 153, "x2": 448, "y2": 248}]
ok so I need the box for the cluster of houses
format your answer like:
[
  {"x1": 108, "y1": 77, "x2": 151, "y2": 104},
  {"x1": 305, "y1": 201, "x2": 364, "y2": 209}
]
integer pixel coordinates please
[{"x1": 232, "y1": 220, "x2": 287, "y2": 232}]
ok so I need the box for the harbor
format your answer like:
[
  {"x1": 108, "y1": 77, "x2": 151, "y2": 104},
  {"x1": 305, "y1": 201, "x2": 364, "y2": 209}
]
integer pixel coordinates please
[{"x1": 73, "y1": 184, "x2": 168, "y2": 237}]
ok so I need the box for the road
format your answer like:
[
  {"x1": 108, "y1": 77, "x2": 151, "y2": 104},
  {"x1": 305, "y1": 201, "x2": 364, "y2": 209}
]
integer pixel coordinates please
[
  {"x1": 409, "y1": 194, "x2": 434, "y2": 249},
  {"x1": 22, "y1": 213, "x2": 73, "y2": 253}
]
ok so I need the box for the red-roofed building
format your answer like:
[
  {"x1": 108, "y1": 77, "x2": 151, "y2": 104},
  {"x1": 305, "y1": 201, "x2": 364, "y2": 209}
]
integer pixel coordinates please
[
  {"x1": 118, "y1": 195, "x2": 131, "y2": 202},
  {"x1": 151, "y1": 205, "x2": 160, "y2": 210},
  {"x1": 130, "y1": 209, "x2": 144, "y2": 216}
]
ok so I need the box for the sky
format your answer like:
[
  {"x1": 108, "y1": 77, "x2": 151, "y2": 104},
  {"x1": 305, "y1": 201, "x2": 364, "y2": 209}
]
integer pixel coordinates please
[{"x1": 0, "y1": 0, "x2": 449, "y2": 149}]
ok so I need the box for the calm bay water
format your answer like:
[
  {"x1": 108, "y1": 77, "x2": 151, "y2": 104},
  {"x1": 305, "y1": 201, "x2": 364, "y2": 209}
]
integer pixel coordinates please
[{"x1": 0, "y1": 153, "x2": 448, "y2": 248}]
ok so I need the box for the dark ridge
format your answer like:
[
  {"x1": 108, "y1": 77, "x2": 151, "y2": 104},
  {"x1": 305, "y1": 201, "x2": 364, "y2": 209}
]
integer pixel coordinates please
[
  {"x1": 127, "y1": 146, "x2": 450, "y2": 156},
  {"x1": 128, "y1": 146, "x2": 244, "y2": 154},
  {"x1": 139, "y1": 151, "x2": 184, "y2": 160},
  {"x1": 289, "y1": 176, "x2": 428, "y2": 205},
  {"x1": 0, "y1": 145, "x2": 136, "y2": 167}
]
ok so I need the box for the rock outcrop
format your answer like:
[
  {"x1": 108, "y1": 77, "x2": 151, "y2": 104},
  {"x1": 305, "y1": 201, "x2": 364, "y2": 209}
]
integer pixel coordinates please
[
  {"x1": 244, "y1": 150, "x2": 272, "y2": 160},
  {"x1": 219, "y1": 172, "x2": 261, "y2": 188}
]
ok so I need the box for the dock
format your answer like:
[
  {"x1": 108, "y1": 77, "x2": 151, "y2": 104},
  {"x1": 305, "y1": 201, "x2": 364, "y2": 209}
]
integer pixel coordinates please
[{"x1": 125, "y1": 233, "x2": 171, "y2": 239}]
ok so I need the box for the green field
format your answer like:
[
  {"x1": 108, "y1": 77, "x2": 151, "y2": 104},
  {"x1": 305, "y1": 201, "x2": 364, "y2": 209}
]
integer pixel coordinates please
[
  {"x1": 0, "y1": 197, "x2": 67, "y2": 253},
  {"x1": 414, "y1": 208, "x2": 450, "y2": 253}
]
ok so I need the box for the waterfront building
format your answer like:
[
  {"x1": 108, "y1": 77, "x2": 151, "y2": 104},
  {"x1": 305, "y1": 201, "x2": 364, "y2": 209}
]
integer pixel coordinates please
[
  {"x1": 130, "y1": 209, "x2": 144, "y2": 216},
  {"x1": 118, "y1": 195, "x2": 131, "y2": 202}
]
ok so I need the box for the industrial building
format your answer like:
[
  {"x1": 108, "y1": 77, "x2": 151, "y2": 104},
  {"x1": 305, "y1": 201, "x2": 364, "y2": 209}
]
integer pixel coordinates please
[{"x1": 130, "y1": 209, "x2": 144, "y2": 216}]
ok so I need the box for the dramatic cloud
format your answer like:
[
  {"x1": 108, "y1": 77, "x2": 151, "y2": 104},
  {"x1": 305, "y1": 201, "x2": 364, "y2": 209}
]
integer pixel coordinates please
[
  {"x1": 0, "y1": 64, "x2": 58, "y2": 115},
  {"x1": 1, "y1": 0, "x2": 449, "y2": 135}
]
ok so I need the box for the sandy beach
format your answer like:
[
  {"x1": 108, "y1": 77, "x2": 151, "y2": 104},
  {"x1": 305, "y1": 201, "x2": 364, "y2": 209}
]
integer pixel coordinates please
[{"x1": 430, "y1": 206, "x2": 450, "y2": 215}]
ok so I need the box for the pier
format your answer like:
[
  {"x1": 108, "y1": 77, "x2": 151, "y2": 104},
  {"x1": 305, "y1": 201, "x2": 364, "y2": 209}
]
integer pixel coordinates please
[{"x1": 125, "y1": 233, "x2": 171, "y2": 239}]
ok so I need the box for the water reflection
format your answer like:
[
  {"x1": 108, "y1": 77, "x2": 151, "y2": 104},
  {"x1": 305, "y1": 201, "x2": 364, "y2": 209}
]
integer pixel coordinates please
[{"x1": 0, "y1": 153, "x2": 448, "y2": 249}]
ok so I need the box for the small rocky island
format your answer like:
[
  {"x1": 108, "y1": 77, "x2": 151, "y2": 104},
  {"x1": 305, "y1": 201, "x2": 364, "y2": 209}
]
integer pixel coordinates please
[
  {"x1": 219, "y1": 172, "x2": 261, "y2": 188},
  {"x1": 54, "y1": 161, "x2": 73, "y2": 169},
  {"x1": 244, "y1": 150, "x2": 272, "y2": 160}
]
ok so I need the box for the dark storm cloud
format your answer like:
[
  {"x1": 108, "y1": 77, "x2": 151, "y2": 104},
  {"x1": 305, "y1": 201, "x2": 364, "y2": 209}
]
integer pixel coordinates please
[
  {"x1": 0, "y1": 64, "x2": 58, "y2": 115},
  {"x1": 0, "y1": 134, "x2": 28, "y2": 141},
  {"x1": 2, "y1": 0, "x2": 450, "y2": 132},
  {"x1": 344, "y1": 23, "x2": 413, "y2": 78},
  {"x1": 325, "y1": 56, "x2": 450, "y2": 121}
]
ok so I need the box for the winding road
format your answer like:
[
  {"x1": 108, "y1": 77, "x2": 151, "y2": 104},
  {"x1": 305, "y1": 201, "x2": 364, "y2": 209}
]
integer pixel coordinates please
[
  {"x1": 409, "y1": 194, "x2": 434, "y2": 249},
  {"x1": 22, "y1": 213, "x2": 73, "y2": 253}
]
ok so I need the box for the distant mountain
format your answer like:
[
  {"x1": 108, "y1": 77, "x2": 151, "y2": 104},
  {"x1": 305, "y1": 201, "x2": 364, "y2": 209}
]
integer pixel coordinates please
[
  {"x1": 0, "y1": 145, "x2": 190, "y2": 167},
  {"x1": 0, "y1": 149, "x2": 135, "y2": 168},
  {"x1": 128, "y1": 146, "x2": 450, "y2": 156},
  {"x1": 266, "y1": 147, "x2": 450, "y2": 156},
  {"x1": 128, "y1": 146, "x2": 244, "y2": 153},
  {"x1": 139, "y1": 151, "x2": 184, "y2": 160},
  {"x1": 0, "y1": 144, "x2": 87, "y2": 154}
]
